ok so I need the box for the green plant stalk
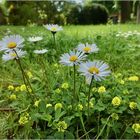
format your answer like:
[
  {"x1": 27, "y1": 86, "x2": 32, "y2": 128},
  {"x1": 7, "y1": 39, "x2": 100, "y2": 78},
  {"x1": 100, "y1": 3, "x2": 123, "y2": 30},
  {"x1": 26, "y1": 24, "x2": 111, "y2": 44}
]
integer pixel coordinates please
[
  {"x1": 79, "y1": 127, "x2": 95, "y2": 139},
  {"x1": 38, "y1": 56, "x2": 50, "y2": 95},
  {"x1": 73, "y1": 64, "x2": 78, "y2": 102},
  {"x1": 95, "y1": 116, "x2": 111, "y2": 140},
  {"x1": 52, "y1": 32, "x2": 56, "y2": 46},
  {"x1": 14, "y1": 50, "x2": 34, "y2": 94},
  {"x1": 79, "y1": 114, "x2": 90, "y2": 139},
  {"x1": 15, "y1": 58, "x2": 31, "y2": 95},
  {"x1": 87, "y1": 76, "x2": 94, "y2": 121}
]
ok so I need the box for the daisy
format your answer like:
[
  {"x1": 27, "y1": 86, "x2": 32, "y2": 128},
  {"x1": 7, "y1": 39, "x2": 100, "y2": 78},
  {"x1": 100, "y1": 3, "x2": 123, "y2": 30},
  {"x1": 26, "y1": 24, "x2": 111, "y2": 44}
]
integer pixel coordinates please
[
  {"x1": 2, "y1": 49, "x2": 26, "y2": 61},
  {"x1": 60, "y1": 51, "x2": 86, "y2": 66},
  {"x1": 0, "y1": 35, "x2": 24, "y2": 52},
  {"x1": 33, "y1": 49, "x2": 48, "y2": 54},
  {"x1": 78, "y1": 61, "x2": 110, "y2": 84},
  {"x1": 44, "y1": 24, "x2": 63, "y2": 33},
  {"x1": 28, "y1": 36, "x2": 43, "y2": 42},
  {"x1": 77, "y1": 43, "x2": 99, "y2": 54}
]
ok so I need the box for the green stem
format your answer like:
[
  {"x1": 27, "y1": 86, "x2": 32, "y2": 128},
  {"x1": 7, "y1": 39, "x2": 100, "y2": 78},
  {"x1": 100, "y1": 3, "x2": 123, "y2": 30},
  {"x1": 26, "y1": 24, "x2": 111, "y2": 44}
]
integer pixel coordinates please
[
  {"x1": 79, "y1": 114, "x2": 90, "y2": 139},
  {"x1": 73, "y1": 64, "x2": 78, "y2": 102},
  {"x1": 87, "y1": 76, "x2": 94, "y2": 121},
  {"x1": 15, "y1": 58, "x2": 30, "y2": 95},
  {"x1": 14, "y1": 50, "x2": 34, "y2": 94},
  {"x1": 79, "y1": 127, "x2": 95, "y2": 139},
  {"x1": 52, "y1": 33, "x2": 56, "y2": 46},
  {"x1": 95, "y1": 116, "x2": 111, "y2": 140},
  {"x1": 39, "y1": 55, "x2": 50, "y2": 94}
]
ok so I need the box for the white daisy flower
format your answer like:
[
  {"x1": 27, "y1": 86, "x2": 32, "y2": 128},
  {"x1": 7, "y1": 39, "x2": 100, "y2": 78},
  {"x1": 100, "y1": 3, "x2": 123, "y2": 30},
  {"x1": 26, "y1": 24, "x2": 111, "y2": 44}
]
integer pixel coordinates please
[
  {"x1": 33, "y1": 49, "x2": 48, "y2": 54},
  {"x1": 0, "y1": 35, "x2": 24, "y2": 52},
  {"x1": 28, "y1": 36, "x2": 43, "y2": 42},
  {"x1": 2, "y1": 49, "x2": 26, "y2": 61},
  {"x1": 76, "y1": 43, "x2": 99, "y2": 54},
  {"x1": 60, "y1": 51, "x2": 86, "y2": 66},
  {"x1": 78, "y1": 61, "x2": 111, "y2": 84},
  {"x1": 44, "y1": 24, "x2": 63, "y2": 33}
]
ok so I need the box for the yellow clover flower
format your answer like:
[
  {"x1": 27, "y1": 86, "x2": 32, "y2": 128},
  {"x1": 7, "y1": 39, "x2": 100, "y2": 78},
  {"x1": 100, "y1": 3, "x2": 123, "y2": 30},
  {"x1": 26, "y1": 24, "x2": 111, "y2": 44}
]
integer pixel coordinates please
[
  {"x1": 128, "y1": 76, "x2": 139, "y2": 81},
  {"x1": 129, "y1": 102, "x2": 137, "y2": 110},
  {"x1": 34, "y1": 99, "x2": 41, "y2": 107},
  {"x1": 57, "y1": 121, "x2": 68, "y2": 132},
  {"x1": 15, "y1": 86, "x2": 20, "y2": 92},
  {"x1": 55, "y1": 103, "x2": 63, "y2": 110},
  {"x1": 61, "y1": 82, "x2": 69, "y2": 89},
  {"x1": 8, "y1": 85, "x2": 14, "y2": 90},
  {"x1": 77, "y1": 104, "x2": 83, "y2": 110},
  {"x1": 9, "y1": 94, "x2": 16, "y2": 100},
  {"x1": 55, "y1": 88, "x2": 61, "y2": 94},
  {"x1": 112, "y1": 96, "x2": 121, "y2": 106},
  {"x1": 19, "y1": 116, "x2": 28, "y2": 125},
  {"x1": 20, "y1": 84, "x2": 26, "y2": 91},
  {"x1": 98, "y1": 86, "x2": 106, "y2": 93},
  {"x1": 132, "y1": 123, "x2": 140, "y2": 133},
  {"x1": 27, "y1": 71, "x2": 33, "y2": 79}
]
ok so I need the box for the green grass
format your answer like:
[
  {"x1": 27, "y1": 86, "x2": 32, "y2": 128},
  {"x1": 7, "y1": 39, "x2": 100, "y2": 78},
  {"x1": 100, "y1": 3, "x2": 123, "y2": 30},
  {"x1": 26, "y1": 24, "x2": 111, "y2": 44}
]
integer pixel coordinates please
[{"x1": 0, "y1": 24, "x2": 140, "y2": 139}]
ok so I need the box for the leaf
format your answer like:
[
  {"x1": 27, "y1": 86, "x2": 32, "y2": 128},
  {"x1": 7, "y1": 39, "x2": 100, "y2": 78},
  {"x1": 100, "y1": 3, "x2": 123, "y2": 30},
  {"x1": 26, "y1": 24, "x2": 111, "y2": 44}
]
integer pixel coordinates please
[{"x1": 65, "y1": 131, "x2": 75, "y2": 139}]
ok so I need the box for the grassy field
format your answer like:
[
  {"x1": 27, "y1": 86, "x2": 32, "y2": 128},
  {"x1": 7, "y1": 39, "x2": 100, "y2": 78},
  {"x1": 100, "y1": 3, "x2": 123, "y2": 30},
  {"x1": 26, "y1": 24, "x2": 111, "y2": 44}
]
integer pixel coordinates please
[{"x1": 0, "y1": 24, "x2": 140, "y2": 139}]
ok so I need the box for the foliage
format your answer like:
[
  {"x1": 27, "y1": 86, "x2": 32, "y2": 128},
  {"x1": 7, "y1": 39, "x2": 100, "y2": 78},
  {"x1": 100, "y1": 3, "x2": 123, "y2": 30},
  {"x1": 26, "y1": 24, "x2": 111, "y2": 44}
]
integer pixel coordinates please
[
  {"x1": 79, "y1": 3, "x2": 109, "y2": 25},
  {"x1": 0, "y1": 24, "x2": 140, "y2": 139}
]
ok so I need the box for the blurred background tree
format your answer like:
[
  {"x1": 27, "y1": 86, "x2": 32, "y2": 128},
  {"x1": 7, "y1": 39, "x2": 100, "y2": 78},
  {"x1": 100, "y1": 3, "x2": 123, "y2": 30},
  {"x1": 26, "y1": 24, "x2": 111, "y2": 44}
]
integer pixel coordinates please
[{"x1": 0, "y1": 0, "x2": 140, "y2": 25}]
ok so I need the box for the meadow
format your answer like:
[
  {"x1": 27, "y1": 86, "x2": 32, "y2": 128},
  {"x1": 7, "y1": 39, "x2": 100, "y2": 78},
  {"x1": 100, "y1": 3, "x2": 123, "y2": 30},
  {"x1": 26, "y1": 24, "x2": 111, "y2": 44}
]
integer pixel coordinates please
[{"x1": 0, "y1": 24, "x2": 140, "y2": 139}]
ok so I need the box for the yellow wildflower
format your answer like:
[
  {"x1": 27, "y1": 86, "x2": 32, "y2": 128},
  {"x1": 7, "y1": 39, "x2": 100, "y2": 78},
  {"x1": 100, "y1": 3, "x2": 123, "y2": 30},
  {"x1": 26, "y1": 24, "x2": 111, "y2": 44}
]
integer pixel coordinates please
[
  {"x1": 129, "y1": 102, "x2": 137, "y2": 110},
  {"x1": 18, "y1": 116, "x2": 28, "y2": 125},
  {"x1": 20, "y1": 84, "x2": 26, "y2": 91},
  {"x1": 98, "y1": 86, "x2": 106, "y2": 93},
  {"x1": 9, "y1": 94, "x2": 16, "y2": 100},
  {"x1": 78, "y1": 104, "x2": 83, "y2": 110},
  {"x1": 61, "y1": 82, "x2": 69, "y2": 89},
  {"x1": 8, "y1": 85, "x2": 14, "y2": 90},
  {"x1": 15, "y1": 86, "x2": 20, "y2": 92},
  {"x1": 132, "y1": 123, "x2": 140, "y2": 133},
  {"x1": 34, "y1": 99, "x2": 41, "y2": 107},
  {"x1": 57, "y1": 121, "x2": 68, "y2": 132},
  {"x1": 128, "y1": 76, "x2": 139, "y2": 81},
  {"x1": 55, "y1": 88, "x2": 61, "y2": 94},
  {"x1": 27, "y1": 71, "x2": 33, "y2": 79},
  {"x1": 46, "y1": 103, "x2": 52, "y2": 108},
  {"x1": 112, "y1": 96, "x2": 121, "y2": 106},
  {"x1": 55, "y1": 103, "x2": 62, "y2": 110}
]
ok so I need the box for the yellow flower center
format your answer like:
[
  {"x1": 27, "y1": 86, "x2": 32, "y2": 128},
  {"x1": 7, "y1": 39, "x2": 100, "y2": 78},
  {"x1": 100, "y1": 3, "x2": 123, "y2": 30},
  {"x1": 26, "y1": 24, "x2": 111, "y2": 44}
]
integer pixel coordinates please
[
  {"x1": 83, "y1": 47, "x2": 91, "y2": 53},
  {"x1": 88, "y1": 66, "x2": 99, "y2": 74},
  {"x1": 69, "y1": 55, "x2": 78, "y2": 62},
  {"x1": 51, "y1": 27, "x2": 57, "y2": 31},
  {"x1": 8, "y1": 42, "x2": 17, "y2": 49}
]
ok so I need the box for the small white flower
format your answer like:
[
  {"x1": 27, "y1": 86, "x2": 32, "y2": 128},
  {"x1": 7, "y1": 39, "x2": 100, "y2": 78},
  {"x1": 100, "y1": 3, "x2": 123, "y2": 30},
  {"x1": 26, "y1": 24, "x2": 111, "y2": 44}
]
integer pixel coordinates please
[
  {"x1": 28, "y1": 36, "x2": 43, "y2": 42},
  {"x1": 0, "y1": 35, "x2": 24, "y2": 52},
  {"x1": 60, "y1": 51, "x2": 86, "y2": 66},
  {"x1": 44, "y1": 24, "x2": 63, "y2": 33},
  {"x1": 34, "y1": 49, "x2": 48, "y2": 54},
  {"x1": 78, "y1": 61, "x2": 110, "y2": 84},
  {"x1": 76, "y1": 43, "x2": 99, "y2": 54},
  {"x1": 2, "y1": 49, "x2": 26, "y2": 61}
]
